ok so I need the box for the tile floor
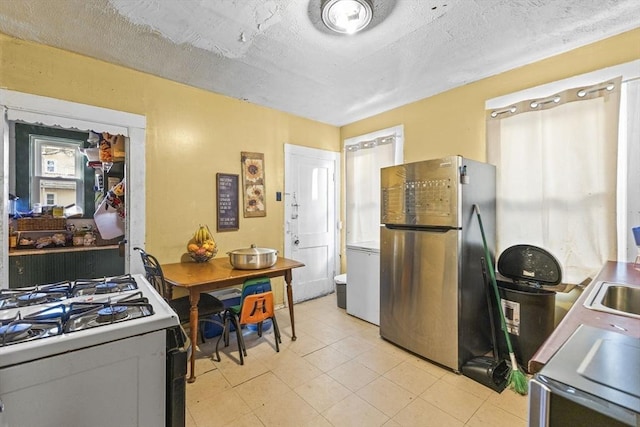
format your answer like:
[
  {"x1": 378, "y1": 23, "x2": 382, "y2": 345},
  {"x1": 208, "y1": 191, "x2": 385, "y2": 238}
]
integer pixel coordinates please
[{"x1": 185, "y1": 294, "x2": 529, "y2": 427}]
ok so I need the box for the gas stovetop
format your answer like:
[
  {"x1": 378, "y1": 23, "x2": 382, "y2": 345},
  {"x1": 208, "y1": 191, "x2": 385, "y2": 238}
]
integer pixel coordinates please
[
  {"x1": 0, "y1": 292, "x2": 155, "y2": 347},
  {"x1": 0, "y1": 274, "x2": 140, "y2": 311},
  {"x1": 0, "y1": 274, "x2": 179, "y2": 367}
]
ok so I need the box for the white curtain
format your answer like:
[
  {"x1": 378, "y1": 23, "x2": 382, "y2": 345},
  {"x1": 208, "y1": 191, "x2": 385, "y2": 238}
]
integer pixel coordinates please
[
  {"x1": 487, "y1": 78, "x2": 621, "y2": 284},
  {"x1": 345, "y1": 135, "x2": 398, "y2": 244},
  {"x1": 621, "y1": 78, "x2": 640, "y2": 261}
]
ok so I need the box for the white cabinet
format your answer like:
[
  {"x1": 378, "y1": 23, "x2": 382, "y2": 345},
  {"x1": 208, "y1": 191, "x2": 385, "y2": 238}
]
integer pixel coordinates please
[{"x1": 346, "y1": 243, "x2": 380, "y2": 325}]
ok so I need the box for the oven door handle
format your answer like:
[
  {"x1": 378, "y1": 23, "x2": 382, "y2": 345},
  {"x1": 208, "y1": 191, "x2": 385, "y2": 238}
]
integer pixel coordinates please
[{"x1": 529, "y1": 377, "x2": 550, "y2": 426}]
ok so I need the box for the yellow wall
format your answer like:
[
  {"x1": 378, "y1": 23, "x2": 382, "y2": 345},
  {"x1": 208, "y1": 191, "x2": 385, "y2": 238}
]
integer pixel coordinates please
[
  {"x1": 336, "y1": 27, "x2": 639, "y2": 272},
  {"x1": 2, "y1": 27, "x2": 639, "y2": 298},
  {"x1": 0, "y1": 33, "x2": 340, "y2": 303},
  {"x1": 341, "y1": 28, "x2": 640, "y2": 162}
]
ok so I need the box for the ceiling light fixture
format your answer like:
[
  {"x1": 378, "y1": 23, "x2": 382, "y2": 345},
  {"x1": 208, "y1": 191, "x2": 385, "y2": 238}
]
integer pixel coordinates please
[{"x1": 321, "y1": 0, "x2": 373, "y2": 34}]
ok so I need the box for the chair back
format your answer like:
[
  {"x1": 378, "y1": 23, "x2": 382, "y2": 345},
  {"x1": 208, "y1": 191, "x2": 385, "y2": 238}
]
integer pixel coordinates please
[
  {"x1": 240, "y1": 277, "x2": 271, "y2": 306},
  {"x1": 239, "y1": 291, "x2": 275, "y2": 325},
  {"x1": 134, "y1": 247, "x2": 172, "y2": 300}
]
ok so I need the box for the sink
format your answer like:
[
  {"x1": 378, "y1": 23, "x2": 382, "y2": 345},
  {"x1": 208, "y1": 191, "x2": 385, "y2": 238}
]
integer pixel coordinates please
[
  {"x1": 601, "y1": 285, "x2": 640, "y2": 315},
  {"x1": 584, "y1": 281, "x2": 640, "y2": 319}
]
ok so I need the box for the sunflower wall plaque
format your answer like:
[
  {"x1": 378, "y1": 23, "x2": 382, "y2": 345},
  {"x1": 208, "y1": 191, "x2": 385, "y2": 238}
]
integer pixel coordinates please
[{"x1": 241, "y1": 151, "x2": 266, "y2": 217}]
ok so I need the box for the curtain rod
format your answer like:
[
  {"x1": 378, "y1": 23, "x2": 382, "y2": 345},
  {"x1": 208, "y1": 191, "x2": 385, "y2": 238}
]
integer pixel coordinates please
[
  {"x1": 345, "y1": 134, "x2": 396, "y2": 152},
  {"x1": 490, "y1": 78, "x2": 620, "y2": 118},
  {"x1": 486, "y1": 59, "x2": 640, "y2": 110},
  {"x1": 623, "y1": 76, "x2": 640, "y2": 84}
]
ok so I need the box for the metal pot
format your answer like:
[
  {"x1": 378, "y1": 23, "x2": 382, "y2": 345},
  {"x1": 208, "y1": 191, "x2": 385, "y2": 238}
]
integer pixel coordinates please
[
  {"x1": 227, "y1": 244, "x2": 278, "y2": 270},
  {"x1": 8, "y1": 193, "x2": 18, "y2": 217}
]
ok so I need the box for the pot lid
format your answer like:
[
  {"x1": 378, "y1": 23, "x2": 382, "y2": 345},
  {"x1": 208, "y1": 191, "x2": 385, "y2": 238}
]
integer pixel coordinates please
[
  {"x1": 497, "y1": 244, "x2": 562, "y2": 286},
  {"x1": 229, "y1": 244, "x2": 277, "y2": 255}
]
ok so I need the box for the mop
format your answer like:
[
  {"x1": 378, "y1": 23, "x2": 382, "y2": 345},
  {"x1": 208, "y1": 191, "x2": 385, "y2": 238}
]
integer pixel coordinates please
[{"x1": 473, "y1": 204, "x2": 528, "y2": 395}]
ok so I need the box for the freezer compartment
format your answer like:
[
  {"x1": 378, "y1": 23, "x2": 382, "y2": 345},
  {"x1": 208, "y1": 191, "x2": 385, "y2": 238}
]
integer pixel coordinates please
[
  {"x1": 380, "y1": 226, "x2": 460, "y2": 370},
  {"x1": 381, "y1": 156, "x2": 495, "y2": 231},
  {"x1": 381, "y1": 156, "x2": 461, "y2": 228}
]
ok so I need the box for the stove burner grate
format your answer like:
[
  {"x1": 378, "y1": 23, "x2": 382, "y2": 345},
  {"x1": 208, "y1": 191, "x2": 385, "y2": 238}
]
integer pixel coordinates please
[
  {"x1": 0, "y1": 322, "x2": 32, "y2": 343},
  {"x1": 72, "y1": 275, "x2": 138, "y2": 297},
  {"x1": 64, "y1": 297, "x2": 154, "y2": 332},
  {"x1": 0, "y1": 316, "x2": 63, "y2": 346},
  {"x1": 17, "y1": 292, "x2": 48, "y2": 306},
  {"x1": 0, "y1": 281, "x2": 73, "y2": 310},
  {"x1": 95, "y1": 282, "x2": 119, "y2": 294},
  {"x1": 96, "y1": 305, "x2": 129, "y2": 323}
]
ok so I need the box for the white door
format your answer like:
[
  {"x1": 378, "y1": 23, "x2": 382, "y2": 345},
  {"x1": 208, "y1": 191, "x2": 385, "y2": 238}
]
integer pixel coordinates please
[{"x1": 284, "y1": 144, "x2": 340, "y2": 303}]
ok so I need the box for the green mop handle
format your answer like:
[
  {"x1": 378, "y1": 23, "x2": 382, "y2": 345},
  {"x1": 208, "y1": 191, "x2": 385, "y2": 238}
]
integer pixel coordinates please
[{"x1": 473, "y1": 204, "x2": 515, "y2": 355}]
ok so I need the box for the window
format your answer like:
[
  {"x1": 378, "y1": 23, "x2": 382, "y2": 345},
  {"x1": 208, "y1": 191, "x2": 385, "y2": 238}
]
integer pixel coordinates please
[
  {"x1": 344, "y1": 125, "x2": 403, "y2": 245},
  {"x1": 30, "y1": 135, "x2": 84, "y2": 209},
  {"x1": 45, "y1": 159, "x2": 56, "y2": 173},
  {"x1": 486, "y1": 60, "x2": 640, "y2": 284},
  {"x1": 45, "y1": 193, "x2": 55, "y2": 205}
]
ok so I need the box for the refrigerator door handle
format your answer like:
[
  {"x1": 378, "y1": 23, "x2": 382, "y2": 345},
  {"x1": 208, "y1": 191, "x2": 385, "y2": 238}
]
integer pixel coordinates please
[{"x1": 384, "y1": 224, "x2": 454, "y2": 233}]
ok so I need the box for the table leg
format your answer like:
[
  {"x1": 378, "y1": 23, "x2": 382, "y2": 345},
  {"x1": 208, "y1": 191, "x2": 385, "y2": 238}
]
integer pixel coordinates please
[
  {"x1": 284, "y1": 269, "x2": 296, "y2": 341},
  {"x1": 187, "y1": 291, "x2": 201, "y2": 383}
]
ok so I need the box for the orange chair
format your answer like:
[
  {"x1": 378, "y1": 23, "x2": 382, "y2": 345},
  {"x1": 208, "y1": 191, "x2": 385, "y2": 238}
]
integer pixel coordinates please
[{"x1": 223, "y1": 290, "x2": 281, "y2": 364}]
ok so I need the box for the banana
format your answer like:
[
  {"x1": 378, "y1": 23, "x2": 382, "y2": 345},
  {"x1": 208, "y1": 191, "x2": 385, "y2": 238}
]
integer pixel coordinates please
[{"x1": 191, "y1": 224, "x2": 214, "y2": 247}]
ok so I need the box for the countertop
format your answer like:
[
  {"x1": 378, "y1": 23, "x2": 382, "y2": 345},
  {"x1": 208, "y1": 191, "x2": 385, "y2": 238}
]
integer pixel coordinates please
[
  {"x1": 8, "y1": 245, "x2": 119, "y2": 256},
  {"x1": 529, "y1": 261, "x2": 640, "y2": 373}
]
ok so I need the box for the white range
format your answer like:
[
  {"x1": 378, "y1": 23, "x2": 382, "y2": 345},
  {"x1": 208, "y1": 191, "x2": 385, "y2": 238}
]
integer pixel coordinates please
[{"x1": 0, "y1": 274, "x2": 186, "y2": 427}]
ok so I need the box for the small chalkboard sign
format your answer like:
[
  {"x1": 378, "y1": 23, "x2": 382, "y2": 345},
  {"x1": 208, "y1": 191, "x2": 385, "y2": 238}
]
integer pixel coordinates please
[{"x1": 216, "y1": 173, "x2": 239, "y2": 232}]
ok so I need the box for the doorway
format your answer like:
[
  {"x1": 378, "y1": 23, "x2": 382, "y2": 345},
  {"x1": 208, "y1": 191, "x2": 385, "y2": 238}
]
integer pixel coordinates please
[
  {"x1": 284, "y1": 144, "x2": 340, "y2": 303},
  {"x1": 0, "y1": 89, "x2": 146, "y2": 288}
]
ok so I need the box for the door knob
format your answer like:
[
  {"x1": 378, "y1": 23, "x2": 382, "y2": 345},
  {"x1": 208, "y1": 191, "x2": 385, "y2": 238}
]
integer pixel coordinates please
[{"x1": 294, "y1": 239, "x2": 300, "y2": 246}]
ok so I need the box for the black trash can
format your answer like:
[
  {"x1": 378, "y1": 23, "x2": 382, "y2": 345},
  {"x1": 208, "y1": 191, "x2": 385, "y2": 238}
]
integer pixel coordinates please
[{"x1": 494, "y1": 245, "x2": 560, "y2": 372}]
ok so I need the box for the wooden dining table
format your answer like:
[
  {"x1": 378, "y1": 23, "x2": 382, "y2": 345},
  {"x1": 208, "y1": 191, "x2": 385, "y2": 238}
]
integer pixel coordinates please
[{"x1": 161, "y1": 256, "x2": 305, "y2": 382}]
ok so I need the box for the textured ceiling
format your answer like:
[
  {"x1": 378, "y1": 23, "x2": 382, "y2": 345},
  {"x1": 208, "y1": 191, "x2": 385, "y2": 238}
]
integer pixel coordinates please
[{"x1": 0, "y1": 0, "x2": 638, "y2": 126}]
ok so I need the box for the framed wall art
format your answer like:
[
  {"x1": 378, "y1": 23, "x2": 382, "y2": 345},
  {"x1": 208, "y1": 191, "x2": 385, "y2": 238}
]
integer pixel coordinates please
[
  {"x1": 241, "y1": 151, "x2": 266, "y2": 217},
  {"x1": 216, "y1": 173, "x2": 239, "y2": 231}
]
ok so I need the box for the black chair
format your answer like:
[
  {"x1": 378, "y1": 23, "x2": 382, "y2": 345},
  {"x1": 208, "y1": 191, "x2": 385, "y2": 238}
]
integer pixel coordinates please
[{"x1": 134, "y1": 247, "x2": 241, "y2": 362}]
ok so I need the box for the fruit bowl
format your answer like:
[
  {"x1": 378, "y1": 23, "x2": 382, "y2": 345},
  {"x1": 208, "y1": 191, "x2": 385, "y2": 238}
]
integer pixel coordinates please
[
  {"x1": 187, "y1": 225, "x2": 217, "y2": 263},
  {"x1": 189, "y1": 247, "x2": 218, "y2": 263}
]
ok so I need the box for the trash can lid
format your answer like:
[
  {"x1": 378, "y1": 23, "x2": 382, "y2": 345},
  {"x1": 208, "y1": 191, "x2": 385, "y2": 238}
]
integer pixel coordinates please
[
  {"x1": 497, "y1": 245, "x2": 562, "y2": 286},
  {"x1": 334, "y1": 274, "x2": 347, "y2": 284}
]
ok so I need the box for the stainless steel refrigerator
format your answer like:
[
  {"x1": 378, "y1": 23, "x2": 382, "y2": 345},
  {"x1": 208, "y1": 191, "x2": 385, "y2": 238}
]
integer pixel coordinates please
[{"x1": 379, "y1": 155, "x2": 496, "y2": 372}]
